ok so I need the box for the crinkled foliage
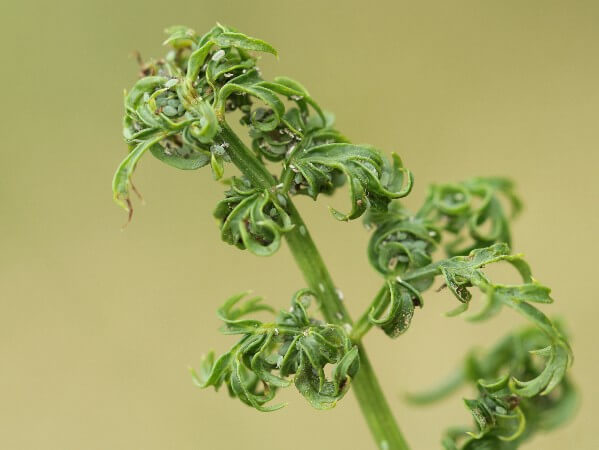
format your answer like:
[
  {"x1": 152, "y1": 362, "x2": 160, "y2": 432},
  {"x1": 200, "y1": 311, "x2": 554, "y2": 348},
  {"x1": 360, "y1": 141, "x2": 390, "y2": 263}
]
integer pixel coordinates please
[
  {"x1": 113, "y1": 24, "x2": 412, "y2": 231},
  {"x1": 361, "y1": 175, "x2": 575, "y2": 447},
  {"x1": 112, "y1": 24, "x2": 576, "y2": 450},
  {"x1": 213, "y1": 177, "x2": 293, "y2": 256},
  {"x1": 407, "y1": 324, "x2": 577, "y2": 449},
  {"x1": 418, "y1": 177, "x2": 522, "y2": 256},
  {"x1": 191, "y1": 290, "x2": 359, "y2": 411}
]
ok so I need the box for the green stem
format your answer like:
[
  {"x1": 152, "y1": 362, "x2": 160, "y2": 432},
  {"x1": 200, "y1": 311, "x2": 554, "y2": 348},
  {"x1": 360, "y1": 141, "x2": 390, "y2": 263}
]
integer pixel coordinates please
[
  {"x1": 284, "y1": 202, "x2": 352, "y2": 324},
  {"x1": 351, "y1": 285, "x2": 388, "y2": 342},
  {"x1": 218, "y1": 121, "x2": 410, "y2": 450},
  {"x1": 218, "y1": 122, "x2": 277, "y2": 188}
]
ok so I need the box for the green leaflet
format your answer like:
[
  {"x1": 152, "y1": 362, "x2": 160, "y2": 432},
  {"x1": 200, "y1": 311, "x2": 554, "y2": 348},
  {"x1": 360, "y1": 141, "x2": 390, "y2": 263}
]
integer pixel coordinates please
[
  {"x1": 367, "y1": 279, "x2": 422, "y2": 338},
  {"x1": 192, "y1": 290, "x2": 360, "y2": 411},
  {"x1": 213, "y1": 178, "x2": 294, "y2": 256},
  {"x1": 212, "y1": 32, "x2": 278, "y2": 56},
  {"x1": 433, "y1": 244, "x2": 572, "y2": 397},
  {"x1": 112, "y1": 132, "x2": 169, "y2": 214},
  {"x1": 285, "y1": 144, "x2": 413, "y2": 221},
  {"x1": 163, "y1": 25, "x2": 197, "y2": 47}
]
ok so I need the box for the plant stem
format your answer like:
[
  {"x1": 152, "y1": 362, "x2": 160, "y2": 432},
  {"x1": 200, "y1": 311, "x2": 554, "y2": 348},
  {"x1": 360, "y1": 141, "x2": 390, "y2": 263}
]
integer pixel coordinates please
[
  {"x1": 351, "y1": 285, "x2": 388, "y2": 342},
  {"x1": 218, "y1": 121, "x2": 410, "y2": 450}
]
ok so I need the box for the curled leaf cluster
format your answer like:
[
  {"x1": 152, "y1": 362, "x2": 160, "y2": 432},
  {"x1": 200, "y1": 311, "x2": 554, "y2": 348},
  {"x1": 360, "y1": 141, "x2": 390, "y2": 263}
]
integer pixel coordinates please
[
  {"x1": 366, "y1": 203, "x2": 441, "y2": 281},
  {"x1": 192, "y1": 290, "x2": 359, "y2": 411},
  {"x1": 418, "y1": 177, "x2": 522, "y2": 256},
  {"x1": 113, "y1": 24, "x2": 413, "y2": 232},
  {"x1": 434, "y1": 244, "x2": 572, "y2": 396},
  {"x1": 363, "y1": 177, "x2": 521, "y2": 338},
  {"x1": 285, "y1": 146, "x2": 413, "y2": 221},
  {"x1": 408, "y1": 324, "x2": 577, "y2": 449},
  {"x1": 360, "y1": 173, "x2": 575, "y2": 446},
  {"x1": 213, "y1": 177, "x2": 293, "y2": 256}
]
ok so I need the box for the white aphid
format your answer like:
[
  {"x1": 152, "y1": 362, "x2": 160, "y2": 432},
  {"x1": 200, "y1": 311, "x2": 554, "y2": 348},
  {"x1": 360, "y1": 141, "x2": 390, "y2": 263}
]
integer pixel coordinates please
[
  {"x1": 164, "y1": 78, "x2": 179, "y2": 88},
  {"x1": 212, "y1": 49, "x2": 225, "y2": 62}
]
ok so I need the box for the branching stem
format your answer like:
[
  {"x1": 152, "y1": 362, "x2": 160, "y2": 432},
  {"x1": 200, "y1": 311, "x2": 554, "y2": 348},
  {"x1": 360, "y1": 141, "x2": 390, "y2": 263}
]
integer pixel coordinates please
[{"x1": 218, "y1": 120, "x2": 410, "y2": 450}]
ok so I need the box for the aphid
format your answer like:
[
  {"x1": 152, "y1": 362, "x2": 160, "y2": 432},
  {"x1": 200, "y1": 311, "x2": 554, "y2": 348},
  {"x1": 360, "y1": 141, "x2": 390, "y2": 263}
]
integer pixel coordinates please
[
  {"x1": 285, "y1": 144, "x2": 296, "y2": 159},
  {"x1": 164, "y1": 78, "x2": 179, "y2": 89},
  {"x1": 276, "y1": 193, "x2": 287, "y2": 207},
  {"x1": 212, "y1": 49, "x2": 225, "y2": 62},
  {"x1": 211, "y1": 144, "x2": 226, "y2": 156},
  {"x1": 163, "y1": 105, "x2": 178, "y2": 117}
]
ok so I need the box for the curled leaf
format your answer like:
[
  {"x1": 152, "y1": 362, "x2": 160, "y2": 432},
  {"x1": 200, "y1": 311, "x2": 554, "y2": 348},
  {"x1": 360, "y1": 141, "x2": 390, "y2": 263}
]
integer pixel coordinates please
[
  {"x1": 418, "y1": 177, "x2": 522, "y2": 257},
  {"x1": 409, "y1": 324, "x2": 578, "y2": 449},
  {"x1": 112, "y1": 132, "x2": 169, "y2": 214},
  {"x1": 366, "y1": 203, "x2": 440, "y2": 283},
  {"x1": 368, "y1": 279, "x2": 422, "y2": 338},
  {"x1": 212, "y1": 31, "x2": 277, "y2": 56},
  {"x1": 285, "y1": 144, "x2": 413, "y2": 221},
  {"x1": 193, "y1": 290, "x2": 359, "y2": 411},
  {"x1": 213, "y1": 178, "x2": 294, "y2": 256},
  {"x1": 434, "y1": 244, "x2": 572, "y2": 397}
]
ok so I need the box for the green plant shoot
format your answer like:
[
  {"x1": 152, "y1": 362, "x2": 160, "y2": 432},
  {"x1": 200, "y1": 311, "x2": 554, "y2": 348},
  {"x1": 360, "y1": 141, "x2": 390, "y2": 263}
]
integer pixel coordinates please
[{"x1": 112, "y1": 24, "x2": 576, "y2": 449}]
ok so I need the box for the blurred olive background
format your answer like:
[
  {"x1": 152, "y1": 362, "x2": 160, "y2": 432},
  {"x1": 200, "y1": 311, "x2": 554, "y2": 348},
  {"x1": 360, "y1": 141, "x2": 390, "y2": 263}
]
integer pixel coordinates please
[{"x1": 2, "y1": 0, "x2": 598, "y2": 448}]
